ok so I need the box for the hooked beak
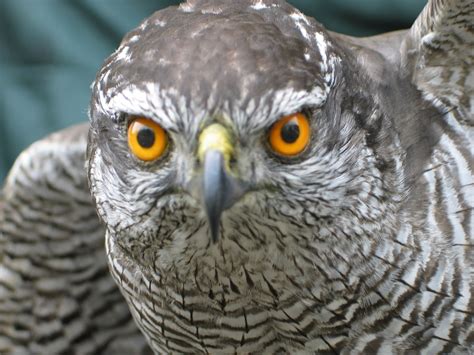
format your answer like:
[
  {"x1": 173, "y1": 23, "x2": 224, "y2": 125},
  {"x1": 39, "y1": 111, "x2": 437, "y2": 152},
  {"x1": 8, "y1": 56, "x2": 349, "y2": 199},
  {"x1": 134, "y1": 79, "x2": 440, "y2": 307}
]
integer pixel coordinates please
[{"x1": 198, "y1": 124, "x2": 248, "y2": 243}]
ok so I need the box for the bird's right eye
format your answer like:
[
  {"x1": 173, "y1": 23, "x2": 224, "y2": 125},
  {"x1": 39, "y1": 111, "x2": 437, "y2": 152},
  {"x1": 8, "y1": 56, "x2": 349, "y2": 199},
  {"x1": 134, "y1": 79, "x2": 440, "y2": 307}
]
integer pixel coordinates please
[{"x1": 127, "y1": 116, "x2": 168, "y2": 161}]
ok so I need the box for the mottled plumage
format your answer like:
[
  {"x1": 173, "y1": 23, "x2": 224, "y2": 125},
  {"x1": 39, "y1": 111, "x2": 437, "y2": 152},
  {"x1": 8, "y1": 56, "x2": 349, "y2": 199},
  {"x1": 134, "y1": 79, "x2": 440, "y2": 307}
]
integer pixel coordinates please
[
  {"x1": 1, "y1": 0, "x2": 473, "y2": 354},
  {"x1": 0, "y1": 127, "x2": 147, "y2": 354}
]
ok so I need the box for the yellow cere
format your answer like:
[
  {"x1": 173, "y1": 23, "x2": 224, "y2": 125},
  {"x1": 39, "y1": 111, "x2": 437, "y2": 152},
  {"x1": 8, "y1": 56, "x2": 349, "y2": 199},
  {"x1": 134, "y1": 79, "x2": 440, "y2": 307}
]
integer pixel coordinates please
[{"x1": 198, "y1": 123, "x2": 234, "y2": 167}]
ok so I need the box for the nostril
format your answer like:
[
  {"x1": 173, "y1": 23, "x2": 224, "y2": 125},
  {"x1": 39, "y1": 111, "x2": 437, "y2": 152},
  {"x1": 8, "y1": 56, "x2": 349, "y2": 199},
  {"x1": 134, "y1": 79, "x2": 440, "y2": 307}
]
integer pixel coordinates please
[{"x1": 229, "y1": 155, "x2": 238, "y2": 168}]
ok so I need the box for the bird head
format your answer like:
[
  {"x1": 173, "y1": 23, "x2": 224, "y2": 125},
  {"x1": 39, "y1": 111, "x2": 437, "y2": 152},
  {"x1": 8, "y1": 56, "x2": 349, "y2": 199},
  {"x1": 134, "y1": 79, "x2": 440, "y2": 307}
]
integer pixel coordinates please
[{"x1": 87, "y1": 0, "x2": 439, "y2": 273}]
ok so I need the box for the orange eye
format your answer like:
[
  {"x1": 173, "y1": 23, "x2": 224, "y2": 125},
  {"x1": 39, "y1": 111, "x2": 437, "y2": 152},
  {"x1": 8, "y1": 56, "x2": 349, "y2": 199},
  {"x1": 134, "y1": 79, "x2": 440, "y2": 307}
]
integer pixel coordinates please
[
  {"x1": 128, "y1": 116, "x2": 168, "y2": 161},
  {"x1": 269, "y1": 112, "x2": 311, "y2": 156}
]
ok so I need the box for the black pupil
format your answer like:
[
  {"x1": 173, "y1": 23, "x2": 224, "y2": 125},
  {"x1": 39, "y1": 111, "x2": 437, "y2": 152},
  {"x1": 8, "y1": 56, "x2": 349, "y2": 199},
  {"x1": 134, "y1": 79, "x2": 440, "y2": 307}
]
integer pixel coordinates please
[
  {"x1": 137, "y1": 127, "x2": 155, "y2": 148},
  {"x1": 280, "y1": 120, "x2": 300, "y2": 143}
]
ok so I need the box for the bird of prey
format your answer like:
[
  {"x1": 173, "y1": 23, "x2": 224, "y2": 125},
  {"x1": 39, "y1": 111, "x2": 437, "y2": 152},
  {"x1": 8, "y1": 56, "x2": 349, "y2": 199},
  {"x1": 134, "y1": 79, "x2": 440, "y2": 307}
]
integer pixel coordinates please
[{"x1": 0, "y1": 0, "x2": 472, "y2": 353}]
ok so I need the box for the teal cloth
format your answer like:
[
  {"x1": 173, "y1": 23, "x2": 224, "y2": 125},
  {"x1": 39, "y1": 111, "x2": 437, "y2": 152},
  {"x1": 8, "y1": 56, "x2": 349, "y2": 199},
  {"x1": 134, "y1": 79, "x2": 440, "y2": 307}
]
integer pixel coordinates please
[{"x1": 0, "y1": 0, "x2": 425, "y2": 182}]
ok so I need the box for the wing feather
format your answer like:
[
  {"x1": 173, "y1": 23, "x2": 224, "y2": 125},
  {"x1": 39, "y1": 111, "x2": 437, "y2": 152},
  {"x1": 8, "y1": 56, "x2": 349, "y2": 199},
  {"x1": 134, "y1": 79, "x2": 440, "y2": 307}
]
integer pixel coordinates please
[
  {"x1": 0, "y1": 124, "x2": 147, "y2": 354},
  {"x1": 404, "y1": 0, "x2": 473, "y2": 125}
]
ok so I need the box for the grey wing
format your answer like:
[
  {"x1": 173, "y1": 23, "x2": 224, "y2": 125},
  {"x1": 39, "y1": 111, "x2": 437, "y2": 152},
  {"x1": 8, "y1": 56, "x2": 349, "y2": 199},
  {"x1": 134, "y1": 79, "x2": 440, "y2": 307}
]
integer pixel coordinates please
[
  {"x1": 0, "y1": 124, "x2": 148, "y2": 354},
  {"x1": 334, "y1": 0, "x2": 473, "y2": 126},
  {"x1": 333, "y1": 0, "x2": 473, "y2": 351},
  {"x1": 403, "y1": 0, "x2": 473, "y2": 128},
  {"x1": 403, "y1": 0, "x2": 474, "y2": 273},
  {"x1": 407, "y1": 2, "x2": 474, "y2": 344}
]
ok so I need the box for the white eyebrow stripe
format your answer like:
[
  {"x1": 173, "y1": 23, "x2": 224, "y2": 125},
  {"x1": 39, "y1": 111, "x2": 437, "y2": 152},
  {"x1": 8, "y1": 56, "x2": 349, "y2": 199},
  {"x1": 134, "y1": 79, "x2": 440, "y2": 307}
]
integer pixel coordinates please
[
  {"x1": 106, "y1": 83, "x2": 179, "y2": 129},
  {"x1": 101, "y1": 81, "x2": 329, "y2": 138},
  {"x1": 233, "y1": 86, "x2": 328, "y2": 134}
]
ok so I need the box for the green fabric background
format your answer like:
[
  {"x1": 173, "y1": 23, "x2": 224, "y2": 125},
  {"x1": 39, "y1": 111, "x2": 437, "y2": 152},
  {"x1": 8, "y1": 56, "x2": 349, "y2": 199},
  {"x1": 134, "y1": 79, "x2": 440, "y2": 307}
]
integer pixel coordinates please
[{"x1": 0, "y1": 0, "x2": 425, "y2": 182}]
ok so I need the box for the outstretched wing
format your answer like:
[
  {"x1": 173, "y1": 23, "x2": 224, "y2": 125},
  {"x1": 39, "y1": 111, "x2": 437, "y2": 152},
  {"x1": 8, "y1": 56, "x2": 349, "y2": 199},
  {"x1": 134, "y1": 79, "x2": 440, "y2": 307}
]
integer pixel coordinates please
[
  {"x1": 0, "y1": 124, "x2": 148, "y2": 354},
  {"x1": 403, "y1": 0, "x2": 473, "y2": 126},
  {"x1": 334, "y1": 0, "x2": 472, "y2": 127}
]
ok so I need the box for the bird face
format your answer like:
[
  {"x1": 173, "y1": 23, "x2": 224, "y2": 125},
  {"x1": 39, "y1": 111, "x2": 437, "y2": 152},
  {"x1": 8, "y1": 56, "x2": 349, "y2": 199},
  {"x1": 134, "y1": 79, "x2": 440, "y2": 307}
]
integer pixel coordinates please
[{"x1": 87, "y1": 0, "x2": 403, "y2": 273}]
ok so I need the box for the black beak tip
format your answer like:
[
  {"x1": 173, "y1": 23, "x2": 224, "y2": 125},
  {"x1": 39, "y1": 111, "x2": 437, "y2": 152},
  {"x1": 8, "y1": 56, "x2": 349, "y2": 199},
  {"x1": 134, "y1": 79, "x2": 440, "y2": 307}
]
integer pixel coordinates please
[{"x1": 209, "y1": 217, "x2": 220, "y2": 244}]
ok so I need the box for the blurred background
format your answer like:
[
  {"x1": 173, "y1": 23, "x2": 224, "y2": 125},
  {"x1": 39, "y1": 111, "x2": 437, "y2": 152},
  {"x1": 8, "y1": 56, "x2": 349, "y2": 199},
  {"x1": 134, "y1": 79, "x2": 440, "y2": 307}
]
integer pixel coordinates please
[{"x1": 0, "y1": 0, "x2": 426, "y2": 183}]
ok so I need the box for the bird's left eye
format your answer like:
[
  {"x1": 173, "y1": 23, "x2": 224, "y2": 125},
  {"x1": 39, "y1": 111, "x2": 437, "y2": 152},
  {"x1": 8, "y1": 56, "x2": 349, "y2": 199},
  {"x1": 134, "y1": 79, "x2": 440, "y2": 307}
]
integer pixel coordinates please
[
  {"x1": 268, "y1": 112, "x2": 311, "y2": 156},
  {"x1": 127, "y1": 116, "x2": 168, "y2": 161}
]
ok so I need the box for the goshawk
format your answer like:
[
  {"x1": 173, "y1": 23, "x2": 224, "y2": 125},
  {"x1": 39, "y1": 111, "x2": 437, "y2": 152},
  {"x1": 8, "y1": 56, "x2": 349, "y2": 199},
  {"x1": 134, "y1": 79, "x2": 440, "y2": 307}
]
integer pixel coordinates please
[{"x1": 0, "y1": 0, "x2": 472, "y2": 353}]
